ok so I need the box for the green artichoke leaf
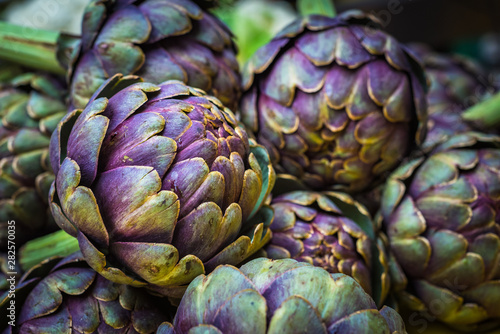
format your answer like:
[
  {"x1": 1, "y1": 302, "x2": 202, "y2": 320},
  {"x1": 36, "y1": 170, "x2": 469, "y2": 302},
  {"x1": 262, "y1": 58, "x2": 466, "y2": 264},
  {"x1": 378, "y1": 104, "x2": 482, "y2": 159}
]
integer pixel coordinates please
[
  {"x1": 49, "y1": 183, "x2": 78, "y2": 237},
  {"x1": 246, "y1": 141, "x2": 277, "y2": 220},
  {"x1": 268, "y1": 295, "x2": 326, "y2": 334},
  {"x1": 189, "y1": 325, "x2": 224, "y2": 334},
  {"x1": 413, "y1": 280, "x2": 489, "y2": 326},
  {"x1": 77, "y1": 231, "x2": 147, "y2": 288},
  {"x1": 57, "y1": 158, "x2": 109, "y2": 248},
  {"x1": 204, "y1": 221, "x2": 272, "y2": 272},
  {"x1": 212, "y1": 289, "x2": 267, "y2": 334},
  {"x1": 462, "y1": 281, "x2": 500, "y2": 318},
  {"x1": 156, "y1": 322, "x2": 176, "y2": 334},
  {"x1": 180, "y1": 266, "x2": 257, "y2": 327},
  {"x1": 327, "y1": 309, "x2": 392, "y2": 334},
  {"x1": 27, "y1": 90, "x2": 66, "y2": 119}
]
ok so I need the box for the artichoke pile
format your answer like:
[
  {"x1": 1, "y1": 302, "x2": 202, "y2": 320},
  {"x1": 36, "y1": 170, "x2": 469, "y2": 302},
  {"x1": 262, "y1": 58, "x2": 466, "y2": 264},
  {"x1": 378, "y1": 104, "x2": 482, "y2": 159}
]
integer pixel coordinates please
[{"x1": 1, "y1": 0, "x2": 500, "y2": 333}]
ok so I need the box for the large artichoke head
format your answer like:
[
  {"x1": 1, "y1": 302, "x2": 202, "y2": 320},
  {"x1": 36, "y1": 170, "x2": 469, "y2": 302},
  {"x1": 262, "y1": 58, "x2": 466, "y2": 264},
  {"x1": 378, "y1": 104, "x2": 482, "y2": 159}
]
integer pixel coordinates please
[
  {"x1": 381, "y1": 132, "x2": 500, "y2": 331},
  {"x1": 409, "y1": 44, "x2": 499, "y2": 150},
  {"x1": 0, "y1": 71, "x2": 66, "y2": 247},
  {"x1": 240, "y1": 10, "x2": 427, "y2": 193},
  {"x1": 263, "y1": 190, "x2": 390, "y2": 306},
  {"x1": 49, "y1": 75, "x2": 275, "y2": 297},
  {"x1": 70, "y1": 0, "x2": 241, "y2": 111},
  {"x1": 0, "y1": 252, "x2": 173, "y2": 333},
  {"x1": 160, "y1": 258, "x2": 406, "y2": 334}
]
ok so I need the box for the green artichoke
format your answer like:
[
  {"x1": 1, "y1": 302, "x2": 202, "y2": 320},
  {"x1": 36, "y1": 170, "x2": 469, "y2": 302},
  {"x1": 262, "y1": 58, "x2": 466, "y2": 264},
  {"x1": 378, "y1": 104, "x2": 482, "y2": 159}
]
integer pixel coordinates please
[
  {"x1": 263, "y1": 190, "x2": 390, "y2": 306},
  {"x1": 240, "y1": 10, "x2": 427, "y2": 193},
  {"x1": 69, "y1": 0, "x2": 241, "y2": 111},
  {"x1": 0, "y1": 252, "x2": 173, "y2": 333},
  {"x1": 158, "y1": 258, "x2": 406, "y2": 334},
  {"x1": 409, "y1": 44, "x2": 498, "y2": 150},
  {"x1": 0, "y1": 71, "x2": 67, "y2": 247},
  {"x1": 381, "y1": 132, "x2": 500, "y2": 331},
  {"x1": 49, "y1": 74, "x2": 275, "y2": 297}
]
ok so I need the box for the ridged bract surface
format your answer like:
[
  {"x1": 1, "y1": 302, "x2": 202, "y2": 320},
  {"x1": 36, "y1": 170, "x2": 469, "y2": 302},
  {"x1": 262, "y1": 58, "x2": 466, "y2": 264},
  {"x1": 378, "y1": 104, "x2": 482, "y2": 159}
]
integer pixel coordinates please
[
  {"x1": 264, "y1": 190, "x2": 390, "y2": 305},
  {"x1": 410, "y1": 44, "x2": 499, "y2": 150},
  {"x1": 49, "y1": 75, "x2": 275, "y2": 297},
  {"x1": 0, "y1": 253, "x2": 173, "y2": 333},
  {"x1": 0, "y1": 72, "x2": 66, "y2": 247},
  {"x1": 160, "y1": 258, "x2": 406, "y2": 334},
  {"x1": 69, "y1": 0, "x2": 241, "y2": 111},
  {"x1": 241, "y1": 10, "x2": 427, "y2": 193},
  {"x1": 382, "y1": 132, "x2": 500, "y2": 332}
]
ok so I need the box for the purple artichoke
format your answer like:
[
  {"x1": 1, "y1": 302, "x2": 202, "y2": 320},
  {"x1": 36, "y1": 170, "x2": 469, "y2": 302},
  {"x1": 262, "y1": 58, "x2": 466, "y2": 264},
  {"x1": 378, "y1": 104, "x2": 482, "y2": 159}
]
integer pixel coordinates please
[
  {"x1": 240, "y1": 10, "x2": 427, "y2": 193},
  {"x1": 263, "y1": 190, "x2": 390, "y2": 305},
  {"x1": 157, "y1": 258, "x2": 406, "y2": 334},
  {"x1": 0, "y1": 252, "x2": 173, "y2": 333},
  {"x1": 69, "y1": 0, "x2": 241, "y2": 111},
  {"x1": 49, "y1": 74, "x2": 275, "y2": 297},
  {"x1": 382, "y1": 132, "x2": 500, "y2": 331},
  {"x1": 409, "y1": 44, "x2": 499, "y2": 150},
  {"x1": 0, "y1": 71, "x2": 67, "y2": 247}
]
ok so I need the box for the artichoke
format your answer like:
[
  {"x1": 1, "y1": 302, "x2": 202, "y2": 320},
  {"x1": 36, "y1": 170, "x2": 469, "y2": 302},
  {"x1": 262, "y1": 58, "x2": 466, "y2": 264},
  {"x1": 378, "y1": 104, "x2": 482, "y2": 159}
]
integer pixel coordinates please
[
  {"x1": 381, "y1": 132, "x2": 500, "y2": 331},
  {"x1": 158, "y1": 258, "x2": 406, "y2": 334},
  {"x1": 409, "y1": 44, "x2": 498, "y2": 150},
  {"x1": 263, "y1": 190, "x2": 390, "y2": 305},
  {"x1": 69, "y1": 0, "x2": 241, "y2": 112},
  {"x1": 240, "y1": 10, "x2": 427, "y2": 193},
  {"x1": 0, "y1": 71, "x2": 67, "y2": 247},
  {"x1": 0, "y1": 252, "x2": 173, "y2": 333},
  {"x1": 49, "y1": 74, "x2": 275, "y2": 297}
]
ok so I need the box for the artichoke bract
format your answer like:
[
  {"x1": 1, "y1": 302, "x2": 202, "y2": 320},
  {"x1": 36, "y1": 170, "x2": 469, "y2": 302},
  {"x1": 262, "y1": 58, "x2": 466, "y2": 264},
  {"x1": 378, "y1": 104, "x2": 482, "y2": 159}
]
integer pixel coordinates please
[
  {"x1": 240, "y1": 10, "x2": 427, "y2": 193},
  {"x1": 69, "y1": 0, "x2": 241, "y2": 111},
  {"x1": 409, "y1": 44, "x2": 498, "y2": 150},
  {"x1": 0, "y1": 71, "x2": 66, "y2": 247},
  {"x1": 0, "y1": 252, "x2": 173, "y2": 333},
  {"x1": 159, "y1": 258, "x2": 406, "y2": 334},
  {"x1": 381, "y1": 132, "x2": 500, "y2": 331},
  {"x1": 49, "y1": 74, "x2": 275, "y2": 297},
  {"x1": 263, "y1": 190, "x2": 390, "y2": 306}
]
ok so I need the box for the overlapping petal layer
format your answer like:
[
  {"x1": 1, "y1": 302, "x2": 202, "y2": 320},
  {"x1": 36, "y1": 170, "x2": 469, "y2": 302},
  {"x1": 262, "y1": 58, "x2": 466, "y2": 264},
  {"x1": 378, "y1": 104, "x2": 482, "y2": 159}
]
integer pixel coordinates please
[
  {"x1": 382, "y1": 132, "x2": 500, "y2": 331},
  {"x1": 240, "y1": 10, "x2": 427, "y2": 192},
  {"x1": 264, "y1": 190, "x2": 390, "y2": 305},
  {"x1": 70, "y1": 0, "x2": 241, "y2": 111},
  {"x1": 0, "y1": 71, "x2": 66, "y2": 248},
  {"x1": 0, "y1": 252, "x2": 173, "y2": 333},
  {"x1": 168, "y1": 258, "x2": 405, "y2": 334}
]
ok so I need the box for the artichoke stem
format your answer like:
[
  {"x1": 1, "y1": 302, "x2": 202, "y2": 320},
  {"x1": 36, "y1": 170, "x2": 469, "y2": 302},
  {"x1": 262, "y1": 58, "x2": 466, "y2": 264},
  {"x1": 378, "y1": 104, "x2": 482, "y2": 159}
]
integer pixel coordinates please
[
  {"x1": 19, "y1": 230, "x2": 80, "y2": 271},
  {"x1": 0, "y1": 21, "x2": 75, "y2": 75},
  {"x1": 462, "y1": 90, "x2": 500, "y2": 128},
  {"x1": 297, "y1": 0, "x2": 336, "y2": 17}
]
